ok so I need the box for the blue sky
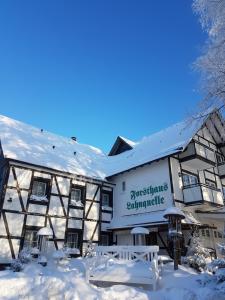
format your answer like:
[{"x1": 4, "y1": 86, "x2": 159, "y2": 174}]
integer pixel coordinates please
[{"x1": 0, "y1": 0, "x2": 205, "y2": 153}]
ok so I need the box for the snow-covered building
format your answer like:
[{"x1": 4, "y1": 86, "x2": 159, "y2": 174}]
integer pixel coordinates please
[{"x1": 0, "y1": 109, "x2": 225, "y2": 264}]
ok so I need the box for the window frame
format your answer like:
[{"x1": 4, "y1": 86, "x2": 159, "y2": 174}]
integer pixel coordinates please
[
  {"x1": 30, "y1": 177, "x2": 50, "y2": 201},
  {"x1": 182, "y1": 171, "x2": 198, "y2": 188},
  {"x1": 69, "y1": 185, "x2": 85, "y2": 207},
  {"x1": 65, "y1": 229, "x2": 82, "y2": 253},
  {"x1": 23, "y1": 226, "x2": 41, "y2": 249},
  {"x1": 101, "y1": 190, "x2": 113, "y2": 209},
  {"x1": 100, "y1": 232, "x2": 111, "y2": 246}
]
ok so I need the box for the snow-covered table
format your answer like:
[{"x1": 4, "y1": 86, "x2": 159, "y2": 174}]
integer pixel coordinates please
[{"x1": 85, "y1": 245, "x2": 159, "y2": 290}]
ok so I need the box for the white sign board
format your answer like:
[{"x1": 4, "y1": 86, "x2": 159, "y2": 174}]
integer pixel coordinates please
[{"x1": 112, "y1": 160, "x2": 172, "y2": 218}]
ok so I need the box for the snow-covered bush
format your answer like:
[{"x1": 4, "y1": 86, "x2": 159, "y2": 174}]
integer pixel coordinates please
[
  {"x1": 184, "y1": 229, "x2": 210, "y2": 272},
  {"x1": 11, "y1": 259, "x2": 24, "y2": 272},
  {"x1": 217, "y1": 243, "x2": 225, "y2": 256},
  {"x1": 208, "y1": 259, "x2": 225, "y2": 272}
]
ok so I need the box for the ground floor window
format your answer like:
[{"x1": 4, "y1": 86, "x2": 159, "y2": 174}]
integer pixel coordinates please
[
  {"x1": 24, "y1": 229, "x2": 39, "y2": 248},
  {"x1": 100, "y1": 234, "x2": 109, "y2": 246},
  {"x1": 66, "y1": 231, "x2": 82, "y2": 249}
]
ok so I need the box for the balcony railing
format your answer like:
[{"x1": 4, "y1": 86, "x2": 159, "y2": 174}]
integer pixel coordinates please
[
  {"x1": 183, "y1": 183, "x2": 224, "y2": 206},
  {"x1": 179, "y1": 141, "x2": 216, "y2": 165}
]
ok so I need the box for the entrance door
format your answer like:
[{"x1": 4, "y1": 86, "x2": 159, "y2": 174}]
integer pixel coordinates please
[{"x1": 146, "y1": 232, "x2": 157, "y2": 246}]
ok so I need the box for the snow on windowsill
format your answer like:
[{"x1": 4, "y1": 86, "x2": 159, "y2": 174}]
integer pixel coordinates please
[
  {"x1": 102, "y1": 206, "x2": 112, "y2": 211},
  {"x1": 30, "y1": 194, "x2": 48, "y2": 202},
  {"x1": 70, "y1": 200, "x2": 84, "y2": 207}
]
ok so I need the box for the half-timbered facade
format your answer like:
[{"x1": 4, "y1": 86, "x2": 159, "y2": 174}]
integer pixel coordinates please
[
  {"x1": 106, "y1": 109, "x2": 225, "y2": 256},
  {"x1": 0, "y1": 109, "x2": 225, "y2": 263}
]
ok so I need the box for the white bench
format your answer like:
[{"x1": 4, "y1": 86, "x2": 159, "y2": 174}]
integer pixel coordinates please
[{"x1": 85, "y1": 245, "x2": 159, "y2": 290}]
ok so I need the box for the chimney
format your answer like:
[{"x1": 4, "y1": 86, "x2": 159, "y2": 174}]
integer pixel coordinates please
[{"x1": 71, "y1": 137, "x2": 77, "y2": 142}]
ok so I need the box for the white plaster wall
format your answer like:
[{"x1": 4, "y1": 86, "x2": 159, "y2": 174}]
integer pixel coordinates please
[
  {"x1": 28, "y1": 204, "x2": 47, "y2": 214},
  {"x1": 15, "y1": 168, "x2": 32, "y2": 189},
  {"x1": 85, "y1": 202, "x2": 99, "y2": 220},
  {"x1": 26, "y1": 215, "x2": 45, "y2": 227},
  {"x1": 112, "y1": 159, "x2": 173, "y2": 221},
  {"x1": 49, "y1": 195, "x2": 64, "y2": 216},
  {"x1": 49, "y1": 217, "x2": 66, "y2": 239},
  {"x1": 69, "y1": 208, "x2": 83, "y2": 219},
  {"x1": 68, "y1": 219, "x2": 82, "y2": 229},
  {"x1": 0, "y1": 239, "x2": 11, "y2": 262},
  {"x1": 83, "y1": 221, "x2": 98, "y2": 241},
  {"x1": 86, "y1": 184, "x2": 100, "y2": 201},
  {"x1": 56, "y1": 176, "x2": 70, "y2": 196},
  {"x1": 6, "y1": 213, "x2": 24, "y2": 236}
]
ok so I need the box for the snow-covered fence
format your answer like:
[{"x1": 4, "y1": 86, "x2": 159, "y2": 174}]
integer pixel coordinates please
[
  {"x1": 85, "y1": 245, "x2": 159, "y2": 290},
  {"x1": 95, "y1": 245, "x2": 158, "y2": 262}
]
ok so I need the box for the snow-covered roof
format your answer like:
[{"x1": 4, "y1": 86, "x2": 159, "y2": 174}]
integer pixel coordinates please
[
  {"x1": 130, "y1": 227, "x2": 149, "y2": 235},
  {"x1": 105, "y1": 111, "x2": 211, "y2": 177},
  {"x1": 0, "y1": 115, "x2": 107, "y2": 180},
  {"x1": 0, "y1": 110, "x2": 214, "y2": 179}
]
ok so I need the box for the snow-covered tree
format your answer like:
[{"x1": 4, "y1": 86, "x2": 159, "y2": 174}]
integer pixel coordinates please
[
  {"x1": 184, "y1": 228, "x2": 210, "y2": 271},
  {"x1": 193, "y1": 0, "x2": 225, "y2": 108}
]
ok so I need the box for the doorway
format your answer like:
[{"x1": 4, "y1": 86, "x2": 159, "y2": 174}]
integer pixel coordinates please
[{"x1": 146, "y1": 232, "x2": 158, "y2": 246}]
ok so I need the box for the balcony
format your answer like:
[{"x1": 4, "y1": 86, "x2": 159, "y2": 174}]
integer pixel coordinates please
[
  {"x1": 179, "y1": 141, "x2": 216, "y2": 170},
  {"x1": 217, "y1": 153, "x2": 225, "y2": 178},
  {"x1": 183, "y1": 183, "x2": 224, "y2": 206}
]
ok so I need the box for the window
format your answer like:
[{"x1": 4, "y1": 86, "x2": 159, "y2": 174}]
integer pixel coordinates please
[
  {"x1": 122, "y1": 181, "x2": 126, "y2": 192},
  {"x1": 102, "y1": 193, "x2": 110, "y2": 207},
  {"x1": 24, "y1": 230, "x2": 39, "y2": 248},
  {"x1": 201, "y1": 229, "x2": 205, "y2": 237},
  {"x1": 218, "y1": 232, "x2": 222, "y2": 239},
  {"x1": 70, "y1": 187, "x2": 83, "y2": 206},
  {"x1": 32, "y1": 180, "x2": 47, "y2": 197},
  {"x1": 182, "y1": 173, "x2": 198, "y2": 187},
  {"x1": 214, "y1": 231, "x2": 217, "y2": 238},
  {"x1": 206, "y1": 229, "x2": 210, "y2": 237},
  {"x1": 71, "y1": 188, "x2": 81, "y2": 202},
  {"x1": 100, "y1": 234, "x2": 109, "y2": 246},
  {"x1": 205, "y1": 179, "x2": 217, "y2": 189},
  {"x1": 216, "y1": 153, "x2": 225, "y2": 164},
  {"x1": 67, "y1": 232, "x2": 79, "y2": 248}
]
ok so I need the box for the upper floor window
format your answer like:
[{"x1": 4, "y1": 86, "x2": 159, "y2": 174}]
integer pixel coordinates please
[
  {"x1": 30, "y1": 178, "x2": 49, "y2": 201},
  {"x1": 102, "y1": 193, "x2": 110, "y2": 207},
  {"x1": 205, "y1": 179, "x2": 217, "y2": 189},
  {"x1": 216, "y1": 153, "x2": 225, "y2": 165},
  {"x1": 182, "y1": 173, "x2": 198, "y2": 187},
  {"x1": 70, "y1": 186, "x2": 84, "y2": 207}
]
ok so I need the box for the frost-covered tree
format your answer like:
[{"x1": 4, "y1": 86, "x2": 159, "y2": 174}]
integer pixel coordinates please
[
  {"x1": 184, "y1": 228, "x2": 210, "y2": 271},
  {"x1": 193, "y1": 0, "x2": 225, "y2": 109}
]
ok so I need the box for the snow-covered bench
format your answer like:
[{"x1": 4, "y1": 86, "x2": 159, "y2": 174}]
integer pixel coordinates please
[{"x1": 85, "y1": 245, "x2": 159, "y2": 290}]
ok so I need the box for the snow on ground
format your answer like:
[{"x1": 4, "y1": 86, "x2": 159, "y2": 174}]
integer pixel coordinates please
[{"x1": 0, "y1": 258, "x2": 224, "y2": 300}]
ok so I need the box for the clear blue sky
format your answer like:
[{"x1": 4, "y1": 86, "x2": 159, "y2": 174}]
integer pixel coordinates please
[{"x1": 0, "y1": 0, "x2": 205, "y2": 153}]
